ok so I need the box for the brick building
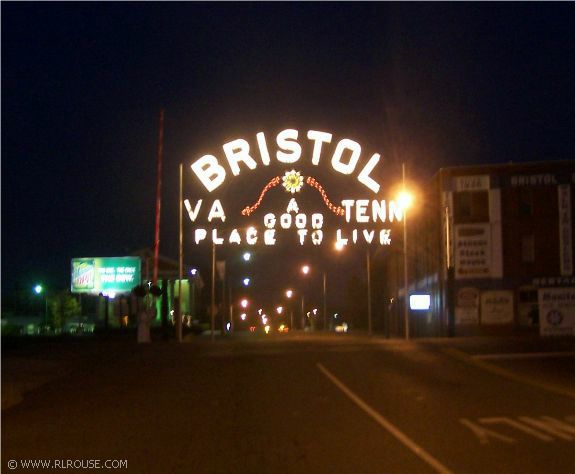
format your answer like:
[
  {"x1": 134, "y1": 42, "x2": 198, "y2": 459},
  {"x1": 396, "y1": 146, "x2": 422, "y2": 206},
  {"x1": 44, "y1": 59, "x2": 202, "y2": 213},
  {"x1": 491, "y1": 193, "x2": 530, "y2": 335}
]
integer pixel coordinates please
[{"x1": 387, "y1": 160, "x2": 575, "y2": 337}]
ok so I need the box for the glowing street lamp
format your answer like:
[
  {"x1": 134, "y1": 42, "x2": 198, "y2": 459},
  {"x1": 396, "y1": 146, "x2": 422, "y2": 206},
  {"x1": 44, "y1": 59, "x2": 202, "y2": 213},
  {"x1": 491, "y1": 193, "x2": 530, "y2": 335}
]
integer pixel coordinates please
[
  {"x1": 285, "y1": 289, "x2": 295, "y2": 329},
  {"x1": 399, "y1": 163, "x2": 414, "y2": 340},
  {"x1": 240, "y1": 298, "x2": 249, "y2": 309},
  {"x1": 33, "y1": 284, "x2": 48, "y2": 327},
  {"x1": 276, "y1": 306, "x2": 284, "y2": 315},
  {"x1": 300, "y1": 264, "x2": 327, "y2": 331},
  {"x1": 243, "y1": 252, "x2": 251, "y2": 262},
  {"x1": 242, "y1": 277, "x2": 251, "y2": 286}
]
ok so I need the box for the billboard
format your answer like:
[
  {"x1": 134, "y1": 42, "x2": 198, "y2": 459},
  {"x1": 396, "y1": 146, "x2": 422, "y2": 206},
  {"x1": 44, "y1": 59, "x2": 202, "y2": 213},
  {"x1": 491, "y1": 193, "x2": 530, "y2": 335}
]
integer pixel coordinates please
[{"x1": 71, "y1": 257, "x2": 141, "y2": 295}]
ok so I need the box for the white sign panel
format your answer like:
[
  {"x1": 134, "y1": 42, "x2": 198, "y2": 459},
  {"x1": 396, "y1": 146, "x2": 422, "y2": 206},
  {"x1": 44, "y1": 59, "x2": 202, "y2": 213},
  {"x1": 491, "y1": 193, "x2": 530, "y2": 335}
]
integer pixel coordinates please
[
  {"x1": 455, "y1": 224, "x2": 491, "y2": 279},
  {"x1": 481, "y1": 290, "x2": 514, "y2": 325},
  {"x1": 454, "y1": 175, "x2": 490, "y2": 192},
  {"x1": 456, "y1": 287, "x2": 479, "y2": 325},
  {"x1": 539, "y1": 287, "x2": 575, "y2": 336}
]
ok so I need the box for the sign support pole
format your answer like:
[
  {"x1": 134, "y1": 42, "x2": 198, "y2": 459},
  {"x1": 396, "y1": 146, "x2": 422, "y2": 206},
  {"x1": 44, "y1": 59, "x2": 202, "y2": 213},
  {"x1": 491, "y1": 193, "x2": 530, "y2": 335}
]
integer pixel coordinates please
[
  {"x1": 403, "y1": 162, "x2": 410, "y2": 340},
  {"x1": 211, "y1": 242, "x2": 216, "y2": 342},
  {"x1": 367, "y1": 248, "x2": 372, "y2": 336},
  {"x1": 322, "y1": 271, "x2": 327, "y2": 331},
  {"x1": 177, "y1": 163, "x2": 183, "y2": 343},
  {"x1": 153, "y1": 109, "x2": 164, "y2": 285}
]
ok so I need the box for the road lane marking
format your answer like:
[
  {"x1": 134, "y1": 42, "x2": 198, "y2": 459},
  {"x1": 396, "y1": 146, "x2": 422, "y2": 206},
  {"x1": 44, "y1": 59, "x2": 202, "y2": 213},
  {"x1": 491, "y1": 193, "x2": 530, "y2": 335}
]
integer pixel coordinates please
[
  {"x1": 442, "y1": 348, "x2": 575, "y2": 400},
  {"x1": 473, "y1": 351, "x2": 575, "y2": 361},
  {"x1": 459, "y1": 419, "x2": 516, "y2": 444},
  {"x1": 461, "y1": 416, "x2": 575, "y2": 444},
  {"x1": 316, "y1": 363, "x2": 453, "y2": 474},
  {"x1": 480, "y1": 417, "x2": 554, "y2": 442}
]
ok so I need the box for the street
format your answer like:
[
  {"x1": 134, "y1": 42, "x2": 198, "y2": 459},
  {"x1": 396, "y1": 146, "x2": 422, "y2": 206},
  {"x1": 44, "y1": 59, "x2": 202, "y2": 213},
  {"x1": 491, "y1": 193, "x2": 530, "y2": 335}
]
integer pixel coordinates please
[{"x1": 2, "y1": 333, "x2": 575, "y2": 473}]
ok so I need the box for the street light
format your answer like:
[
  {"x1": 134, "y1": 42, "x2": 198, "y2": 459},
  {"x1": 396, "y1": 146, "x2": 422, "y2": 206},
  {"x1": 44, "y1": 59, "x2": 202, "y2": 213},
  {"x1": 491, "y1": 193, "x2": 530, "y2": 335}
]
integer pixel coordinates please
[
  {"x1": 243, "y1": 252, "x2": 251, "y2": 262},
  {"x1": 399, "y1": 163, "x2": 414, "y2": 340},
  {"x1": 336, "y1": 241, "x2": 371, "y2": 335},
  {"x1": 300, "y1": 264, "x2": 327, "y2": 331},
  {"x1": 285, "y1": 289, "x2": 295, "y2": 329},
  {"x1": 33, "y1": 284, "x2": 48, "y2": 328},
  {"x1": 240, "y1": 298, "x2": 249, "y2": 309},
  {"x1": 242, "y1": 277, "x2": 251, "y2": 286}
]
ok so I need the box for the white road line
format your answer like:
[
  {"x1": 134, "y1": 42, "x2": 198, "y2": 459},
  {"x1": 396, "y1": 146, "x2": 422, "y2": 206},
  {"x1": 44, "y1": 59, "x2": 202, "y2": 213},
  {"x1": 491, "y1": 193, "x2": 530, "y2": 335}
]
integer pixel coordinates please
[
  {"x1": 316, "y1": 363, "x2": 453, "y2": 474},
  {"x1": 472, "y1": 351, "x2": 575, "y2": 361}
]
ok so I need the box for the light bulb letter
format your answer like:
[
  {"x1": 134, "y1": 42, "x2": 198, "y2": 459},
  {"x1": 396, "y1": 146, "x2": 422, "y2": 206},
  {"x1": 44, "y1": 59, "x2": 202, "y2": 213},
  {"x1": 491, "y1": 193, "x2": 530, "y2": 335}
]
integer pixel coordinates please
[
  {"x1": 223, "y1": 138, "x2": 257, "y2": 176},
  {"x1": 372, "y1": 200, "x2": 387, "y2": 223},
  {"x1": 331, "y1": 139, "x2": 361, "y2": 175},
  {"x1": 184, "y1": 199, "x2": 202, "y2": 222},
  {"x1": 256, "y1": 132, "x2": 271, "y2": 166},
  {"x1": 357, "y1": 153, "x2": 381, "y2": 193},
  {"x1": 311, "y1": 213, "x2": 323, "y2": 229},
  {"x1": 307, "y1": 130, "x2": 332, "y2": 165},
  {"x1": 212, "y1": 229, "x2": 224, "y2": 245},
  {"x1": 355, "y1": 200, "x2": 369, "y2": 223},
  {"x1": 191, "y1": 156, "x2": 226, "y2": 193},
  {"x1": 194, "y1": 229, "x2": 207, "y2": 244},
  {"x1": 341, "y1": 200, "x2": 355, "y2": 223},
  {"x1": 264, "y1": 229, "x2": 276, "y2": 245},
  {"x1": 286, "y1": 198, "x2": 299, "y2": 214},
  {"x1": 229, "y1": 229, "x2": 242, "y2": 245},
  {"x1": 336, "y1": 229, "x2": 348, "y2": 246},
  {"x1": 207, "y1": 199, "x2": 226, "y2": 222},
  {"x1": 246, "y1": 227, "x2": 258, "y2": 245},
  {"x1": 389, "y1": 200, "x2": 403, "y2": 222},
  {"x1": 263, "y1": 213, "x2": 276, "y2": 229},
  {"x1": 276, "y1": 129, "x2": 302, "y2": 164}
]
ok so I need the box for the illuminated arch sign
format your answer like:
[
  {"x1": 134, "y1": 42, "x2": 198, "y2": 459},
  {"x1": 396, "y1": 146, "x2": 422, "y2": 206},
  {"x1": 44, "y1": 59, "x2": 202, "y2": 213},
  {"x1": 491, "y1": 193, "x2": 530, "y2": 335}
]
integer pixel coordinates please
[{"x1": 185, "y1": 128, "x2": 405, "y2": 248}]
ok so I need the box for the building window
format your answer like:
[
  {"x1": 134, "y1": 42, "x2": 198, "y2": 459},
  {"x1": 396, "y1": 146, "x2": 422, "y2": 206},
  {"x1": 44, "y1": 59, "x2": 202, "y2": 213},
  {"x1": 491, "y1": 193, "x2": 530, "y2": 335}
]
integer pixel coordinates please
[
  {"x1": 521, "y1": 235, "x2": 535, "y2": 263},
  {"x1": 453, "y1": 191, "x2": 489, "y2": 224},
  {"x1": 518, "y1": 188, "x2": 534, "y2": 217}
]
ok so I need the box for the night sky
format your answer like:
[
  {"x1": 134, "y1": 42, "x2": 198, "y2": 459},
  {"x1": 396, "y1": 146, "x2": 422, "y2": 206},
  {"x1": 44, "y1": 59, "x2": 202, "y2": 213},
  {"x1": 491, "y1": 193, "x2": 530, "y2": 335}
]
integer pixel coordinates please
[{"x1": 2, "y1": 3, "x2": 575, "y2": 297}]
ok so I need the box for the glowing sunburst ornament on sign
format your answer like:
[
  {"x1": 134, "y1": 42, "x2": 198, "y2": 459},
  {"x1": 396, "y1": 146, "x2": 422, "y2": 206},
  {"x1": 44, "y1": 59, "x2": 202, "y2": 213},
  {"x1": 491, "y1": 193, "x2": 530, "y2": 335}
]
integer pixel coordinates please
[{"x1": 282, "y1": 170, "x2": 304, "y2": 194}]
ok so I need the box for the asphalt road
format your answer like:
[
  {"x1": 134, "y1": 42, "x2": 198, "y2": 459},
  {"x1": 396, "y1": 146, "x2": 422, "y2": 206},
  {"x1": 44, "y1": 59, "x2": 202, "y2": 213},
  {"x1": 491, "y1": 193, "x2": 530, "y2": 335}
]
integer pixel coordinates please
[{"x1": 2, "y1": 333, "x2": 575, "y2": 473}]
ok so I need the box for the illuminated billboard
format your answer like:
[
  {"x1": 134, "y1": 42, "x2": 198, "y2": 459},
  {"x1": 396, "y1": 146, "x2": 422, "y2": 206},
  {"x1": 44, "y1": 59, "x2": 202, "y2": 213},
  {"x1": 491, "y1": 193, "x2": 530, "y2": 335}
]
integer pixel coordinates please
[{"x1": 71, "y1": 257, "x2": 141, "y2": 295}]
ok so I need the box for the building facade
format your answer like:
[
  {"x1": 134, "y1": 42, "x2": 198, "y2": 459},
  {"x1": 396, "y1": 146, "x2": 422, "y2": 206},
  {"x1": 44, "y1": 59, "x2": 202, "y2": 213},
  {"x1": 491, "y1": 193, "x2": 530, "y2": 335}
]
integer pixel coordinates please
[{"x1": 401, "y1": 160, "x2": 575, "y2": 337}]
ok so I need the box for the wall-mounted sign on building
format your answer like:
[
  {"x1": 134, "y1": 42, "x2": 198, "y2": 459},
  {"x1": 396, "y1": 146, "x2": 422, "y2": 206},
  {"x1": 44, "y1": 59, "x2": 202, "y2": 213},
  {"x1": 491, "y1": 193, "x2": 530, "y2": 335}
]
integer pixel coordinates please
[
  {"x1": 71, "y1": 257, "x2": 141, "y2": 296},
  {"x1": 455, "y1": 287, "x2": 479, "y2": 324},
  {"x1": 184, "y1": 129, "x2": 407, "y2": 249},
  {"x1": 455, "y1": 224, "x2": 492, "y2": 279},
  {"x1": 539, "y1": 287, "x2": 575, "y2": 337},
  {"x1": 480, "y1": 290, "x2": 514, "y2": 325}
]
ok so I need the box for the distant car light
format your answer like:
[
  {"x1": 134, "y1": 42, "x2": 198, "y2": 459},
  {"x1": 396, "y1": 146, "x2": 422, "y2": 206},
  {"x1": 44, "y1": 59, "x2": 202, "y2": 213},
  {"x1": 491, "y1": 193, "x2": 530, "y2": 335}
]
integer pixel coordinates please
[{"x1": 335, "y1": 323, "x2": 348, "y2": 333}]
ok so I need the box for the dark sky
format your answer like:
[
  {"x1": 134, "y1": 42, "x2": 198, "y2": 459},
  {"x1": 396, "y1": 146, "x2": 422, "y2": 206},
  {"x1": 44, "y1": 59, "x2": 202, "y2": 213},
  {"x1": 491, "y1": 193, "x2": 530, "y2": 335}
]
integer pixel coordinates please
[{"x1": 2, "y1": 2, "x2": 575, "y2": 294}]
